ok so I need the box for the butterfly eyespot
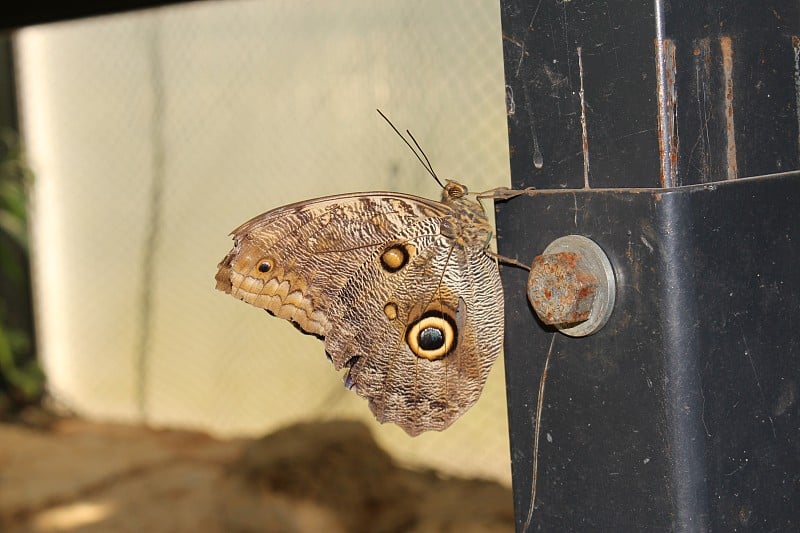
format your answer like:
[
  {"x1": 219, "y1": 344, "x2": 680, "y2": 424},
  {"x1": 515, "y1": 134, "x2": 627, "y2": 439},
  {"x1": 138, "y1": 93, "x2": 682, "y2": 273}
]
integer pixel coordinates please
[
  {"x1": 383, "y1": 302, "x2": 398, "y2": 321},
  {"x1": 257, "y1": 259, "x2": 273, "y2": 273},
  {"x1": 379, "y1": 243, "x2": 415, "y2": 273},
  {"x1": 405, "y1": 312, "x2": 457, "y2": 360},
  {"x1": 418, "y1": 326, "x2": 444, "y2": 350}
]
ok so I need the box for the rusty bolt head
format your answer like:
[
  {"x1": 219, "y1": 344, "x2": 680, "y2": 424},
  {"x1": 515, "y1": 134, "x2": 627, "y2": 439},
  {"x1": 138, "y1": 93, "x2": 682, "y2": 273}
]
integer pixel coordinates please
[
  {"x1": 527, "y1": 235, "x2": 616, "y2": 337},
  {"x1": 528, "y1": 251, "x2": 599, "y2": 326}
]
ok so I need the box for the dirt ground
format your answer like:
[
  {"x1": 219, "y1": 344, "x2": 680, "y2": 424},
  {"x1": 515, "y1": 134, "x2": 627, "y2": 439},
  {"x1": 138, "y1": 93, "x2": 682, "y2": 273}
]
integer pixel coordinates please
[{"x1": 0, "y1": 415, "x2": 514, "y2": 532}]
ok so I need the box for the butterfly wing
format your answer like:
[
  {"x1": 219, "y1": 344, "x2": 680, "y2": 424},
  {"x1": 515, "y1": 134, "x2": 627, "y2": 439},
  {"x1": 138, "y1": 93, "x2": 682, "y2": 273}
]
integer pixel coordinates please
[
  {"x1": 216, "y1": 192, "x2": 451, "y2": 337},
  {"x1": 215, "y1": 189, "x2": 503, "y2": 435}
]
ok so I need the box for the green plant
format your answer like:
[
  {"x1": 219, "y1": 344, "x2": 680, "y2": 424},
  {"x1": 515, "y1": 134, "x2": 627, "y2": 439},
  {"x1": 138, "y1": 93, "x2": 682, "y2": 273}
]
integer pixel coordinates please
[{"x1": 0, "y1": 130, "x2": 43, "y2": 413}]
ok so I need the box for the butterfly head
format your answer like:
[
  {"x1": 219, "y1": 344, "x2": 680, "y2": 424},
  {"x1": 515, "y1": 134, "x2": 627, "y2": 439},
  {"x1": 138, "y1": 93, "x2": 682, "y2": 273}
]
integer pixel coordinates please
[{"x1": 442, "y1": 180, "x2": 468, "y2": 202}]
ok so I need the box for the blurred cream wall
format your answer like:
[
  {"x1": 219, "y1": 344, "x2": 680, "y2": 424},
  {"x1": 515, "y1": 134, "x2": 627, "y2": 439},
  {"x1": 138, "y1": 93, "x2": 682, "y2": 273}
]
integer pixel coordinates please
[{"x1": 16, "y1": 0, "x2": 512, "y2": 484}]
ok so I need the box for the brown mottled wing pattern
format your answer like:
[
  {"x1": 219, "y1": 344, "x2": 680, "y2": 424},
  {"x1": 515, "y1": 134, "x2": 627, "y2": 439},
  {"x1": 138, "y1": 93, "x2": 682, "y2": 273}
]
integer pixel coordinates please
[{"x1": 215, "y1": 184, "x2": 503, "y2": 436}]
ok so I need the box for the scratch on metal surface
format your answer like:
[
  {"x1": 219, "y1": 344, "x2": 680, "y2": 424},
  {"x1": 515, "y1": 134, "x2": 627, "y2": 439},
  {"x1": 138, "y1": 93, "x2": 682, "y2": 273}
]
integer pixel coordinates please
[
  {"x1": 523, "y1": 84, "x2": 544, "y2": 169},
  {"x1": 720, "y1": 36, "x2": 738, "y2": 180},
  {"x1": 792, "y1": 36, "x2": 800, "y2": 159},
  {"x1": 562, "y1": 1, "x2": 572, "y2": 87},
  {"x1": 604, "y1": 6, "x2": 621, "y2": 72},
  {"x1": 697, "y1": 370, "x2": 711, "y2": 437},
  {"x1": 655, "y1": 35, "x2": 678, "y2": 188},
  {"x1": 572, "y1": 192, "x2": 579, "y2": 227},
  {"x1": 741, "y1": 333, "x2": 777, "y2": 440},
  {"x1": 615, "y1": 128, "x2": 656, "y2": 141},
  {"x1": 577, "y1": 47, "x2": 590, "y2": 188},
  {"x1": 690, "y1": 38, "x2": 712, "y2": 181},
  {"x1": 506, "y1": 0, "x2": 544, "y2": 78},
  {"x1": 519, "y1": 0, "x2": 544, "y2": 77},
  {"x1": 503, "y1": 33, "x2": 528, "y2": 79},
  {"x1": 506, "y1": 85, "x2": 516, "y2": 116}
]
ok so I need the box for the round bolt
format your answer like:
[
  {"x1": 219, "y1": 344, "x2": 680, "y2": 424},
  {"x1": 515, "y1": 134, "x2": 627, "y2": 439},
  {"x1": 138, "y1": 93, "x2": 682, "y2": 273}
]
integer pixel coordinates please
[
  {"x1": 529, "y1": 251, "x2": 598, "y2": 325},
  {"x1": 527, "y1": 235, "x2": 616, "y2": 337}
]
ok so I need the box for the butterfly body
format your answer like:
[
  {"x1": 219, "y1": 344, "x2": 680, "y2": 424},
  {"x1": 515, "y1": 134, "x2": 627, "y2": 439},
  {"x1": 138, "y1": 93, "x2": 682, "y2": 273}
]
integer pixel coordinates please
[{"x1": 215, "y1": 181, "x2": 503, "y2": 436}]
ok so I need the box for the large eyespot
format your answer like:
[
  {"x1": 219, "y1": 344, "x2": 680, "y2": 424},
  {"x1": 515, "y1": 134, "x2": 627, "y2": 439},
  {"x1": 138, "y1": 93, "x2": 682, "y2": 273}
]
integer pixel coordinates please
[
  {"x1": 256, "y1": 257, "x2": 274, "y2": 274},
  {"x1": 379, "y1": 243, "x2": 415, "y2": 273},
  {"x1": 405, "y1": 310, "x2": 457, "y2": 360}
]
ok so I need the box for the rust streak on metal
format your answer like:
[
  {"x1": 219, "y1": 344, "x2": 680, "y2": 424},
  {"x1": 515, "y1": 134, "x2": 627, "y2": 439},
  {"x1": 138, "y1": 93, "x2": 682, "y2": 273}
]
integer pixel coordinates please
[
  {"x1": 655, "y1": 37, "x2": 678, "y2": 187},
  {"x1": 720, "y1": 36, "x2": 738, "y2": 180},
  {"x1": 578, "y1": 46, "x2": 591, "y2": 189},
  {"x1": 666, "y1": 41, "x2": 678, "y2": 184}
]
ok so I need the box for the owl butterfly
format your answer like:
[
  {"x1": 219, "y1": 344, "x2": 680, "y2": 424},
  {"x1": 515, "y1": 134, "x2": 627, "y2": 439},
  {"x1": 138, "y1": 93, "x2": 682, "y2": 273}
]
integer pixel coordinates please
[
  {"x1": 215, "y1": 122, "x2": 503, "y2": 436},
  {"x1": 215, "y1": 180, "x2": 504, "y2": 435}
]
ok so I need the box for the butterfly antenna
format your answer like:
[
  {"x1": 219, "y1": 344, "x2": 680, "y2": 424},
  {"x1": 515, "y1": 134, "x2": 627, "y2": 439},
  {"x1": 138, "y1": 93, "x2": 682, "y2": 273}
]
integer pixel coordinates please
[
  {"x1": 377, "y1": 109, "x2": 445, "y2": 189},
  {"x1": 405, "y1": 129, "x2": 444, "y2": 188}
]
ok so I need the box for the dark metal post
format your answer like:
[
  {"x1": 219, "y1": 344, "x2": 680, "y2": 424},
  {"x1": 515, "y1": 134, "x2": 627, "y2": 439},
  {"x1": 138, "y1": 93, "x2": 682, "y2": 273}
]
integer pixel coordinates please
[{"x1": 497, "y1": 1, "x2": 800, "y2": 530}]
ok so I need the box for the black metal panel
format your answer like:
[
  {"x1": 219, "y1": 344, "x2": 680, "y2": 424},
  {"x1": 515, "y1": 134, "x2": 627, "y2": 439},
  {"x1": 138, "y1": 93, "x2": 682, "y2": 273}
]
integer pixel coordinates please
[
  {"x1": 500, "y1": 0, "x2": 800, "y2": 529},
  {"x1": 671, "y1": 26, "x2": 730, "y2": 184},
  {"x1": 498, "y1": 189, "x2": 673, "y2": 530},
  {"x1": 663, "y1": 0, "x2": 800, "y2": 181},
  {"x1": 502, "y1": 0, "x2": 800, "y2": 190},
  {"x1": 730, "y1": 21, "x2": 800, "y2": 178},
  {"x1": 496, "y1": 173, "x2": 800, "y2": 531},
  {"x1": 501, "y1": 0, "x2": 662, "y2": 189},
  {"x1": 660, "y1": 1, "x2": 800, "y2": 184}
]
